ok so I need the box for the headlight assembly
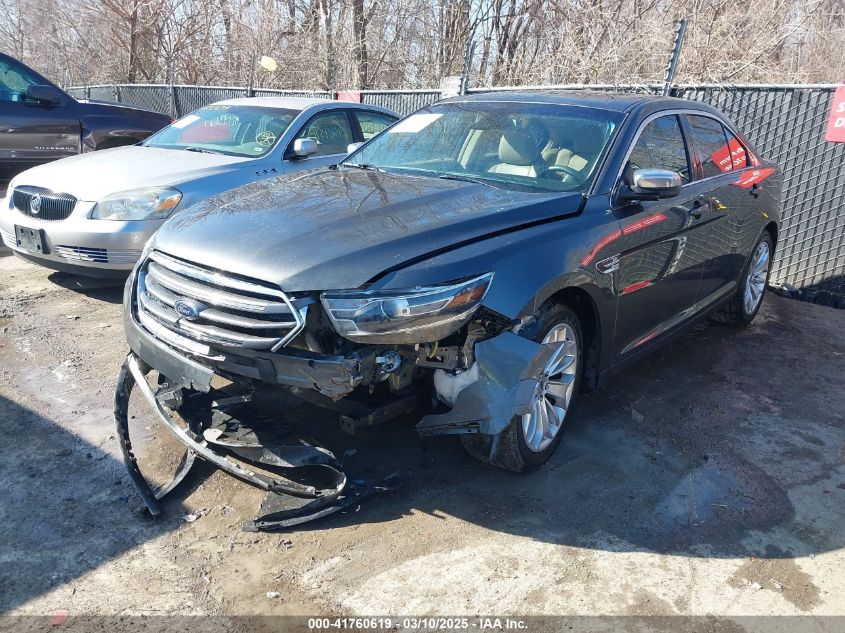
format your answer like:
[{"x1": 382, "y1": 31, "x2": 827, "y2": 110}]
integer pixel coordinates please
[
  {"x1": 91, "y1": 187, "x2": 181, "y2": 221},
  {"x1": 320, "y1": 273, "x2": 493, "y2": 344}
]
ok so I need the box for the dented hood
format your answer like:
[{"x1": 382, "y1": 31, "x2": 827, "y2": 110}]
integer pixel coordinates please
[{"x1": 152, "y1": 168, "x2": 582, "y2": 291}]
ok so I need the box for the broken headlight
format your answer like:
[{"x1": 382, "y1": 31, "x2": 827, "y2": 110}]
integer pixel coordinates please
[{"x1": 320, "y1": 273, "x2": 493, "y2": 344}]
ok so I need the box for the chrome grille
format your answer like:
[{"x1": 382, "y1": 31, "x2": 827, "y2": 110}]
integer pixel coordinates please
[
  {"x1": 13, "y1": 186, "x2": 77, "y2": 221},
  {"x1": 136, "y1": 251, "x2": 307, "y2": 354},
  {"x1": 54, "y1": 245, "x2": 143, "y2": 264}
]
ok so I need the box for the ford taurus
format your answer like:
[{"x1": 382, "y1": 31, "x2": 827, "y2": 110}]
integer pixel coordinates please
[{"x1": 114, "y1": 92, "x2": 781, "y2": 521}]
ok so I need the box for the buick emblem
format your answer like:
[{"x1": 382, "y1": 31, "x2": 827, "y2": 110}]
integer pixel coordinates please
[
  {"x1": 29, "y1": 194, "x2": 41, "y2": 215},
  {"x1": 174, "y1": 299, "x2": 204, "y2": 320}
]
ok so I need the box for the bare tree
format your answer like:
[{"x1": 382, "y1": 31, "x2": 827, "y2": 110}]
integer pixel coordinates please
[{"x1": 0, "y1": 0, "x2": 840, "y2": 89}]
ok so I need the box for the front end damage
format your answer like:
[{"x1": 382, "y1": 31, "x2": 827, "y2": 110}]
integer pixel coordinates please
[{"x1": 115, "y1": 251, "x2": 557, "y2": 529}]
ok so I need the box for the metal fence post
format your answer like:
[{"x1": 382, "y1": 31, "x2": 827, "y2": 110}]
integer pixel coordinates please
[
  {"x1": 459, "y1": 37, "x2": 476, "y2": 96},
  {"x1": 167, "y1": 59, "x2": 177, "y2": 118},
  {"x1": 662, "y1": 18, "x2": 687, "y2": 96}
]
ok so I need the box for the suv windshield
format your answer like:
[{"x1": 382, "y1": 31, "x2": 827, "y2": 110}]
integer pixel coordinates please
[
  {"x1": 344, "y1": 101, "x2": 622, "y2": 192},
  {"x1": 144, "y1": 105, "x2": 299, "y2": 158}
]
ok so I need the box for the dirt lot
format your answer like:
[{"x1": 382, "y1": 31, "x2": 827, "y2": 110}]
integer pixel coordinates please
[{"x1": 1, "y1": 243, "x2": 844, "y2": 630}]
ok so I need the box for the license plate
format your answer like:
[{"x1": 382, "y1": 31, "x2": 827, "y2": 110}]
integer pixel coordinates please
[{"x1": 14, "y1": 225, "x2": 46, "y2": 254}]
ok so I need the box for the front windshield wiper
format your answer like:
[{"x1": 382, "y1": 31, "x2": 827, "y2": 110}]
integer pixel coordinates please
[
  {"x1": 184, "y1": 146, "x2": 223, "y2": 155},
  {"x1": 438, "y1": 173, "x2": 497, "y2": 187},
  {"x1": 341, "y1": 163, "x2": 386, "y2": 172}
]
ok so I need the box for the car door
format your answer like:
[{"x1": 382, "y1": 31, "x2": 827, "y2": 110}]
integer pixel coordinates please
[
  {"x1": 284, "y1": 109, "x2": 356, "y2": 173},
  {"x1": 0, "y1": 57, "x2": 79, "y2": 191},
  {"x1": 682, "y1": 113, "x2": 759, "y2": 304},
  {"x1": 611, "y1": 113, "x2": 713, "y2": 357}
]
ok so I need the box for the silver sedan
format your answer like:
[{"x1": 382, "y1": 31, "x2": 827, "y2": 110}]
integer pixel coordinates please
[{"x1": 0, "y1": 97, "x2": 398, "y2": 276}]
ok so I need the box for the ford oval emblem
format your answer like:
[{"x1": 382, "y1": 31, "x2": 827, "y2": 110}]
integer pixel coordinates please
[
  {"x1": 174, "y1": 299, "x2": 203, "y2": 320},
  {"x1": 30, "y1": 194, "x2": 41, "y2": 215}
]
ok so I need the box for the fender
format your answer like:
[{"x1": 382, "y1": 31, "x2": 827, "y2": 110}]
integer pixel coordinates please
[{"x1": 371, "y1": 196, "x2": 622, "y2": 374}]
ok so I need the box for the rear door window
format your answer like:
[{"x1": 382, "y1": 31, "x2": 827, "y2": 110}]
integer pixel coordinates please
[
  {"x1": 688, "y1": 115, "x2": 732, "y2": 178},
  {"x1": 627, "y1": 115, "x2": 691, "y2": 183},
  {"x1": 353, "y1": 111, "x2": 397, "y2": 140},
  {"x1": 721, "y1": 128, "x2": 749, "y2": 170}
]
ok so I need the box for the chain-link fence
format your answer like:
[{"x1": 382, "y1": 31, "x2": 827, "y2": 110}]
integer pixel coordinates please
[{"x1": 66, "y1": 82, "x2": 844, "y2": 301}]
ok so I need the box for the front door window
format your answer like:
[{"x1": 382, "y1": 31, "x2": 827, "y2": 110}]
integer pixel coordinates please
[{"x1": 0, "y1": 60, "x2": 39, "y2": 103}]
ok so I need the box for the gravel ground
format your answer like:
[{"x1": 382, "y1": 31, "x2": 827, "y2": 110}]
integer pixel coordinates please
[{"x1": 0, "y1": 244, "x2": 843, "y2": 631}]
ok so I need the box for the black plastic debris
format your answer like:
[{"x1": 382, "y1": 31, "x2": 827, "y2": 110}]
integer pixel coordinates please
[
  {"x1": 244, "y1": 470, "x2": 408, "y2": 531},
  {"x1": 114, "y1": 354, "x2": 403, "y2": 530}
]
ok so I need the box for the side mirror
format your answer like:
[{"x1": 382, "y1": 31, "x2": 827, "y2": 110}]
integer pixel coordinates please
[
  {"x1": 347, "y1": 142, "x2": 364, "y2": 154},
  {"x1": 26, "y1": 84, "x2": 64, "y2": 106},
  {"x1": 619, "y1": 168, "x2": 682, "y2": 201},
  {"x1": 291, "y1": 138, "x2": 317, "y2": 158}
]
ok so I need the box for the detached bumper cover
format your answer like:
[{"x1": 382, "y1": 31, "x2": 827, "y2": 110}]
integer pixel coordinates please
[{"x1": 114, "y1": 354, "x2": 403, "y2": 529}]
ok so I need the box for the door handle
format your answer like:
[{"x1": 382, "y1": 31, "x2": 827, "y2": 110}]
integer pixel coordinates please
[{"x1": 689, "y1": 199, "x2": 705, "y2": 219}]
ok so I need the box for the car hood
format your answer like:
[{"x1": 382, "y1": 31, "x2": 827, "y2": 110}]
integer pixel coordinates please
[
  {"x1": 12, "y1": 146, "x2": 252, "y2": 201},
  {"x1": 153, "y1": 168, "x2": 583, "y2": 291}
]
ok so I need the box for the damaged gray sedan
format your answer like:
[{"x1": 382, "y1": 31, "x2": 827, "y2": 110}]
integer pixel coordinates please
[{"x1": 115, "y1": 92, "x2": 781, "y2": 526}]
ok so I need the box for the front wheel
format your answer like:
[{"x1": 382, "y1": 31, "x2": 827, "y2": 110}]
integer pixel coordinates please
[
  {"x1": 713, "y1": 231, "x2": 773, "y2": 326},
  {"x1": 461, "y1": 303, "x2": 583, "y2": 472}
]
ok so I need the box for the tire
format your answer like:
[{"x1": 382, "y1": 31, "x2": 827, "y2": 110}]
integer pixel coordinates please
[
  {"x1": 461, "y1": 302, "x2": 583, "y2": 472},
  {"x1": 712, "y1": 231, "x2": 773, "y2": 326}
]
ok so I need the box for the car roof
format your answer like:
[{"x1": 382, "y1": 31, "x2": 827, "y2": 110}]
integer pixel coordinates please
[
  {"x1": 209, "y1": 96, "x2": 392, "y2": 113},
  {"x1": 441, "y1": 90, "x2": 697, "y2": 113}
]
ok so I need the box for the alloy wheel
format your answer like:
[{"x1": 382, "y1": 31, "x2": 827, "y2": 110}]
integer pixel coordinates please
[
  {"x1": 521, "y1": 323, "x2": 578, "y2": 453},
  {"x1": 744, "y1": 240, "x2": 770, "y2": 315}
]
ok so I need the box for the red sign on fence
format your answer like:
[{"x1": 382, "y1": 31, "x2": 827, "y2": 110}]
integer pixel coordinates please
[
  {"x1": 336, "y1": 91, "x2": 362, "y2": 103},
  {"x1": 825, "y1": 85, "x2": 845, "y2": 142}
]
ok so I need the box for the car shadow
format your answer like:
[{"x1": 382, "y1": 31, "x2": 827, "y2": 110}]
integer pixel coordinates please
[
  {"x1": 155, "y1": 295, "x2": 841, "y2": 562},
  {"x1": 3, "y1": 296, "x2": 842, "y2": 613},
  {"x1": 47, "y1": 271, "x2": 126, "y2": 304},
  {"x1": 0, "y1": 395, "x2": 187, "y2": 613}
]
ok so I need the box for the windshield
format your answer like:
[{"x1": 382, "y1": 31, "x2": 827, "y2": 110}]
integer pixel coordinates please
[
  {"x1": 344, "y1": 101, "x2": 622, "y2": 192},
  {"x1": 143, "y1": 104, "x2": 299, "y2": 158}
]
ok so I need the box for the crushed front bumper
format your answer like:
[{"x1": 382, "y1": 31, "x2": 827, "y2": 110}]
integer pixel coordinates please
[
  {"x1": 124, "y1": 298, "x2": 376, "y2": 398},
  {"x1": 114, "y1": 353, "x2": 404, "y2": 530},
  {"x1": 118, "y1": 291, "x2": 402, "y2": 529}
]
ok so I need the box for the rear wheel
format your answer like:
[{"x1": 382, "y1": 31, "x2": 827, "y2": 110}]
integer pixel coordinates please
[
  {"x1": 713, "y1": 231, "x2": 773, "y2": 326},
  {"x1": 461, "y1": 302, "x2": 583, "y2": 472}
]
